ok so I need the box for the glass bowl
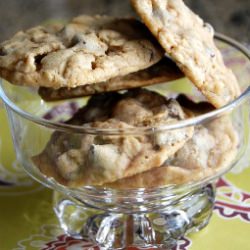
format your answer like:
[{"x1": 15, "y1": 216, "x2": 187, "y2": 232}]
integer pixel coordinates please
[{"x1": 0, "y1": 34, "x2": 250, "y2": 249}]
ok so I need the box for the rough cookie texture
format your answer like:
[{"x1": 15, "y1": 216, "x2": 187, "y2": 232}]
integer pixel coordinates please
[
  {"x1": 173, "y1": 118, "x2": 238, "y2": 171},
  {"x1": 33, "y1": 89, "x2": 193, "y2": 186},
  {"x1": 107, "y1": 116, "x2": 238, "y2": 189},
  {"x1": 131, "y1": 0, "x2": 241, "y2": 107},
  {"x1": 0, "y1": 15, "x2": 163, "y2": 88},
  {"x1": 38, "y1": 58, "x2": 183, "y2": 101}
]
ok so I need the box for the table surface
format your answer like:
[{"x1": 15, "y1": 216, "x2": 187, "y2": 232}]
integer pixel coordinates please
[{"x1": 0, "y1": 102, "x2": 250, "y2": 250}]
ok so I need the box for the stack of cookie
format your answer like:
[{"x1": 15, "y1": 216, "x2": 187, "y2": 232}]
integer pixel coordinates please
[{"x1": 0, "y1": 0, "x2": 240, "y2": 188}]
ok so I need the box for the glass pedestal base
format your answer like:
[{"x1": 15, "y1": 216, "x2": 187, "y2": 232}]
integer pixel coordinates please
[{"x1": 53, "y1": 184, "x2": 215, "y2": 249}]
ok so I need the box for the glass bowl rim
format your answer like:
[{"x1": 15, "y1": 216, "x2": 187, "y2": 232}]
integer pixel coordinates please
[{"x1": 0, "y1": 33, "x2": 250, "y2": 135}]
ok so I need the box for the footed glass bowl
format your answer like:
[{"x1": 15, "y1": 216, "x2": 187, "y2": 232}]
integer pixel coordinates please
[{"x1": 0, "y1": 34, "x2": 250, "y2": 249}]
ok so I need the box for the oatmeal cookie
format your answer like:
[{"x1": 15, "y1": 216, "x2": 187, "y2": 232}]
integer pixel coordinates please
[
  {"x1": 107, "y1": 116, "x2": 238, "y2": 189},
  {"x1": 0, "y1": 15, "x2": 163, "y2": 88},
  {"x1": 173, "y1": 117, "x2": 238, "y2": 171},
  {"x1": 38, "y1": 58, "x2": 183, "y2": 101},
  {"x1": 131, "y1": 0, "x2": 241, "y2": 107},
  {"x1": 33, "y1": 89, "x2": 193, "y2": 186}
]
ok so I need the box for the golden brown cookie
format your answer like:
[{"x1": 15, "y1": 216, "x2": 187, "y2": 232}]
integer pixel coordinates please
[
  {"x1": 173, "y1": 117, "x2": 238, "y2": 171},
  {"x1": 0, "y1": 15, "x2": 163, "y2": 88},
  {"x1": 38, "y1": 58, "x2": 183, "y2": 101},
  {"x1": 107, "y1": 116, "x2": 238, "y2": 189},
  {"x1": 33, "y1": 89, "x2": 193, "y2": 187},
  {"x1": 131, "y1": 0, "x2": 241, "y2": 107}
]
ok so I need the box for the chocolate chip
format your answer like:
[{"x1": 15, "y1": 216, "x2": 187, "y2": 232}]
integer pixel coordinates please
[
  {"x1": 34, "y1": 54, "x2": 47, "y2": 70},
  {"x1": 154, "y1": 144, "x2": 161, "y2": 151},
  {"x1": 0, "y1": 48, "x2": 7, "y2": 56},
  {"x1": 69, "y1": 35, "x2": 86, "y2": 48},
  {"x1": 106, "y1": 45, "x2": 123, "y2": 55},
  {"x1": 91, "y1": 61, "x2": 97, "y2": 70},
  {"x1": 69, "y1": 36, "x2": 80, "y2": 47}
]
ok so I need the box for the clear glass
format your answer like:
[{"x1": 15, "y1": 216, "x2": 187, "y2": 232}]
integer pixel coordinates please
[{"x1": 0, "y1": 35, "x2": 250, "y2": 249}]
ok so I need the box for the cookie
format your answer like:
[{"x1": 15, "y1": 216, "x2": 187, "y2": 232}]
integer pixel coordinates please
[
  {"x1": 172, "y1": 97, "x2": 238, "y2": 172},
  {"x1": 106, "y1": 116, "x2": 238, "y2": 189},
  {"x1": 131, "y1": 0, "x2": 241, "y2": 107},
  {"x1": 38, "y1": 58, "x2": 183, "y2": 101},
  {"x1": 0, "y1": 15, "x2": 163, "y2": 88},
  {"x1": 172, "y1": 120, "x2": 235, "y2": 170},
  {"x1": 33, "y1": 89, "x2": 193, "y2": 187}
]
